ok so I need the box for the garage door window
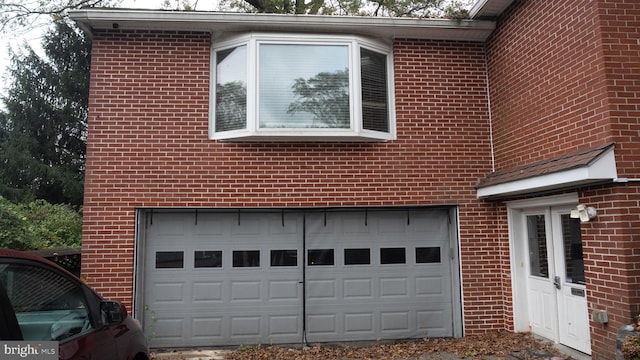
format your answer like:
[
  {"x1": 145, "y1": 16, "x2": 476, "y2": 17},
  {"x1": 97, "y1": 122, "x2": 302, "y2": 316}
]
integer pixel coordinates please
[
  {"x1": 271, "y1": 250, "x2": 297, "y2": 267},
  {"x1": 380, "y1": 248, "x2": 406, "y2": 264},
  {"x1": 194, "y1": 251, "x2": 222, "y2": 268},
  {"x1": 156, "y1": 251, "x2": 184, "y2": 269},
  {"x1": 344, "y1": 248, "x2": 370, "y2": 265},
  {"x1": 416, "y1": 247, "x2": 441, "y2": 263},
  {"x1": 308, "y1": 249, "x2": 334, "y2": 266},
  {"x1": 233, "y1": 250, "x2": 260, "y2": 267}
]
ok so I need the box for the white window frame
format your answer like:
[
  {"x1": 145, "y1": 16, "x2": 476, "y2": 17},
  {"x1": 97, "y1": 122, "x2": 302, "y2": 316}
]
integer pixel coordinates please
[{"x1": 209, "y1": 33, "x2": 396, "y2": 142}]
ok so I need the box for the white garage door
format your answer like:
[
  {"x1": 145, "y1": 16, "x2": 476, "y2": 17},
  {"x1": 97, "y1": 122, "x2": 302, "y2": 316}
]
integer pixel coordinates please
[{"x1": 139, "y1": 208, "x2": 461, "y2": 348}]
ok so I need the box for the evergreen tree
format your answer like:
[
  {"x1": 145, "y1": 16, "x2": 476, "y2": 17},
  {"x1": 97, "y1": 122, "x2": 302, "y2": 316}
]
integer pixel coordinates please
[{"x1": 0, "y1": 21, "x2": 89, "y2": 205}]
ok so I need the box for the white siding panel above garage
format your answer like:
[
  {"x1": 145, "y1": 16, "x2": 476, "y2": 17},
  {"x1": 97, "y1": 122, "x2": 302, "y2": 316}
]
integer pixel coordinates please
[{"x1": 138, "y1": 208, "x2": 461, "y2": 348}]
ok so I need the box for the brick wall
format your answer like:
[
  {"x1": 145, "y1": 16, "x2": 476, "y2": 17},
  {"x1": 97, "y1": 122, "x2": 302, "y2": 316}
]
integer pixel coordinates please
[
  {"x1": 598, "y1": 0, "x2": 640, "y2": 178},
  {"x1": 487, "y1": 0, "x2": 611, "y2": 167},
  {"x1": 84, "y1": 30, "x2": 505, "y2": 333},
  {"x1": 487, "y1": 0, "x2": 640, "y2": 358}
]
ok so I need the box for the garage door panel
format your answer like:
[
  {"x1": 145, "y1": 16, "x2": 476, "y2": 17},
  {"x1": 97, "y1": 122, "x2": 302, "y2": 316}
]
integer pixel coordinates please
[
  {"x1": 379, "y1": 277, "x2": 408, "y2": 297},
  {"x1": 154, "y1": 316, "x2": 186, "y2": 342},
  {"x1": 306, "y1": 314, "x2": 337, "y2": 335},
  {"x1": 152, "y1": 282, "x2": 186, "y2": 303},
  {"x1": 268, "y1": 314, "x2": 301, "y2": 336},
  {"x1": 192, "y1": 281, "x2": 224, "y2": 303},
  {"x1": 343, "y1": 278, "x2": 373, "y2": 298},
  {"x1": 380, "y1": 311, "x2": 410, "y2": 331},
  {"x1": 230, "y1": 316, "x2": 262, "y2": 336},
  {"x1": 142, "y1": 209, "x2": 460, "y2": 347},
  {"x1": 230, "y1": 281, "x2": 261, "y2": 301},
  {"x1": 268, "y1": 280, "x2": 300, "y2": 301},
  {"x1": 417, "y1": 309, "x2": 450, "y2": 336},
  {"x1": 416, "y1": 276, "x2": 445, "y2": 296},
  {"x1": 193, "y1": 215, "x2": 225, "y2": 236},
  {"x1": 306, "y1": 279, "x2": 337, "y2": 299},
  {"x1": 192, "y1": 317, "x2": 223, "y2": 338},
  {"x1": 305, "y1": 209, "x2": 455, "y2": 342},
  {"x1": 344, "y1": 313, "x2": 374, "y2": 333}
]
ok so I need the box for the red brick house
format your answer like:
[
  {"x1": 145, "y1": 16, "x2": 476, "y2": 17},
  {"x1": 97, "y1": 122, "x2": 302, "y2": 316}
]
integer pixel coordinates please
[{"x1": 70, "y1": 0, "x2": 640, "y2": 358}]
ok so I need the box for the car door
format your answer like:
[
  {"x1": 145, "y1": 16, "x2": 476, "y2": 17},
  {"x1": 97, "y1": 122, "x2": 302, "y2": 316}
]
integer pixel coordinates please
[{"x1": 0, "y1": 259, "x2": 119, "y2": 360}]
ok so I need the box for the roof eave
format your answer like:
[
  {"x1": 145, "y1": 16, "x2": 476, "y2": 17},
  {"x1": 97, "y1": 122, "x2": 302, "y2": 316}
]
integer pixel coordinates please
[
  {"x1": 476, "y1": 147, "x2": 618, "y2": 200},
  {"x1": 469, "y1": 0, "x2": 515, "y2": 20},
  {"x1": 68, "y1": 9, "x2": 496, "y2": 42}
]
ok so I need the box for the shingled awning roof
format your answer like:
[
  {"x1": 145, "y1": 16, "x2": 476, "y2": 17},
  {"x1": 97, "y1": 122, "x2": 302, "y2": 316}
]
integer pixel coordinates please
[{"x1": 477, "y1": 143, "x2": 617, "y2": 199}]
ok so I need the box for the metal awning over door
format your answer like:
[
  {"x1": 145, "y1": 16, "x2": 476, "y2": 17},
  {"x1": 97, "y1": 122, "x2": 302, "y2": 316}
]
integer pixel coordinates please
[{"x1": 138, "y1": 208, "x2": 461, "y2": 348}]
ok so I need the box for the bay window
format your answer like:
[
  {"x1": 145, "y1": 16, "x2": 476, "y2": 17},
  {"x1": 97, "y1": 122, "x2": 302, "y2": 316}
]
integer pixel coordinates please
[{"x1": 211, "y1": 34, "x2": 395, "y2": 141}]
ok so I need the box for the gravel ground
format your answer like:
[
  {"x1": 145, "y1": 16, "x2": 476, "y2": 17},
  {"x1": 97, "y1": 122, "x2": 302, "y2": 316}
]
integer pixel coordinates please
[{"x1": 152, "y1": 331, "x2": 582, "y2": 360}]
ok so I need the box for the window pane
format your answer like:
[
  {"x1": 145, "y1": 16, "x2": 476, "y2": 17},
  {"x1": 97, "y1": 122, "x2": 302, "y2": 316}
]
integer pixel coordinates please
[
  {"x1": 194, "y1": 251, "x2": 222, "y2": 268},
  {"x1": 380, "y1": 248, "x2": 406, "y2": 264},
  {"x1": 562, "y1": 215, "x2": 585, "y2": 284},
  {"x1": 416, "y1": 247, "x2": 441, "y2": 263},
  {"x1": 271, "y1": 250, "x2": 297, "y2": 267},
  {"x1": 0, "y1": 263, "x2": 93, "y2": 341},
  {"x1": 308, "y1": 249, "x2": 334, "y2": 266},
  {"x1": 527, "y1": 215, "x2": 549, "y2": 278},
  {"x1": 232, "y1": 250, "x2": 260, "y2": 267},
  {"x1": 361, "y1": 48, "x2": 388, "y2": 132},
  {"x1": 156, "y1": 251, "x2": 184, "y2": 269},
  {"x1": 259, "y1": 44, "x2": 350, "y2": 129},
  {"x1": 344, "y1": 248, "x2": 370, "y2": 265},
  {"x1": 216, "y1": 45, "x2": 247, "y2": 132}
]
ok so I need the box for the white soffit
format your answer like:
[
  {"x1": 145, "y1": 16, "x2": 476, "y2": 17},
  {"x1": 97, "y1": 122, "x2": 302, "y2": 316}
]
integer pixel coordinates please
[
  {"x1": 68, "y1": 9, "x2": 496, "y2": 42},
  {"x1": 477, "y1": 147, "x2": 618, "y2": 200}
]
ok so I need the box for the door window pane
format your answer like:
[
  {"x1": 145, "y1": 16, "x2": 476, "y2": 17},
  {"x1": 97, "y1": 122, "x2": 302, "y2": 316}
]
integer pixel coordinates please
[
  {"x1": 527, "y1": 215, "x2": 549, "y2": 278},
  {"x1": 416, "y1": 247, "x2": 441, "y2": 263},
  {"x1": 271, "y1": 250, "x2": 297, "y2": 267},
  {"x1": 344, "y1": 248, "x2": 370, "y2": 265},
  {"x1": 232, "y1": 250, "x2": 260, "y2": 267},
  {"x1": 194, "y1": 251, "x2": 222, "y2": 268},
  {"x1": 308, "y1": 249, "x2": 334, "y2": 266},
  {"x1": 562, "y1": 214, "x2": 585, "y2": 284},
  {"x1": 156, "y1": 251, "x2": 184, "y2": 269},
  {"x1": 380, "y1": 248, "x2": 406, "y2": 264}
]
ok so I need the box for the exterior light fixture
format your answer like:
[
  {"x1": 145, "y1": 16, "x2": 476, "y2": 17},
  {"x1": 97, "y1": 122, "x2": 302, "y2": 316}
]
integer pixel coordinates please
[{"x1": 570, "y1": 204, "x2": 597, "y2": 223}]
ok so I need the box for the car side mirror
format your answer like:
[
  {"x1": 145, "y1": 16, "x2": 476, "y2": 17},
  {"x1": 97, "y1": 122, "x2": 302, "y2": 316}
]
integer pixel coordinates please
[{"x1": 101, "y1": 301, "x2": 127, "y2": 325}]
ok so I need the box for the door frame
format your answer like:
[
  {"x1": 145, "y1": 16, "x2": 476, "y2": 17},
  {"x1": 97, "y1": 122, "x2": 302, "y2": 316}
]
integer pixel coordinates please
[{"x1": 507, "y1": 193, "x2": 589, "y2": 344}]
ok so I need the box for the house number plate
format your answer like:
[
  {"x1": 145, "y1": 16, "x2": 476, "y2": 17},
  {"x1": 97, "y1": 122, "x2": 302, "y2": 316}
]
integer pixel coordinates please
[{"x1": 571, "y1": 288, "x2": 585, "y2": 297}]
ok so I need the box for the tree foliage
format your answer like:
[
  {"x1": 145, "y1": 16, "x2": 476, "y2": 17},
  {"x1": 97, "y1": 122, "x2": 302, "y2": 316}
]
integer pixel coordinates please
[
  {"x1": 0, "y1": 196, "x2": 82, "y2": 250},
  {"x1": 0, "y1": 20, "x2": 89, "y2": 205},
  {"x1": 0, "y1": 0, "x2": 117, "y2": 34},
  {"x1": 219, "y1": 0, "x2": 472, "y2": 18}
]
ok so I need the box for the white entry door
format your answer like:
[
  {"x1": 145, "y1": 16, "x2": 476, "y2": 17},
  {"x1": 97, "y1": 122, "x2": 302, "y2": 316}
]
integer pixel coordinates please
[{"x1": 523, "y1": 206, "x2": 590, "y2": 355}]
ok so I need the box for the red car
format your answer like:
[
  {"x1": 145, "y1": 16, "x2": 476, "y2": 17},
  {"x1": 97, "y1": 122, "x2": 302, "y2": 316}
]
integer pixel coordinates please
[{"x1": 0, "y1": 249, "x2": 149, "y2": 360}]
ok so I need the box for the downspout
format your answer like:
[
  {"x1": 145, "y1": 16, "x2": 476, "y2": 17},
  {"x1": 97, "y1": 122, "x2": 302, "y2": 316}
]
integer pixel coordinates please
[{"x1": 484, "y1": 45, "x2": 496, "y2": 172}]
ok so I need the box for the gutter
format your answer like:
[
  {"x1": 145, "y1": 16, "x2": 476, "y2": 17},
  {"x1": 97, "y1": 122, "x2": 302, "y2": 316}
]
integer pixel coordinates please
[{"x1": 68, "y1": 9, "x2": 496, "y2": 42}]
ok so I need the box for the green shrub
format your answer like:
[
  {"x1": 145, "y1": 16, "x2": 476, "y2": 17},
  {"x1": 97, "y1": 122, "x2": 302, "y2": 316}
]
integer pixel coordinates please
[{"x1": 0, "y1": 197, "x2": 81, "y2": 250}]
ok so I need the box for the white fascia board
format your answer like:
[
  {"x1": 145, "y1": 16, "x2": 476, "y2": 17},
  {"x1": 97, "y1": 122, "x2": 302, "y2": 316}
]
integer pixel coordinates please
[
  {"x1": 477, "y1": 147, "x2": 618, "y2": 199},
  {"x1": 68, "y1": 9, "x2": 496, "y2": 42},
  {"x1": 469, "y1": 0, "x2": 515, "y2": 19}
]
